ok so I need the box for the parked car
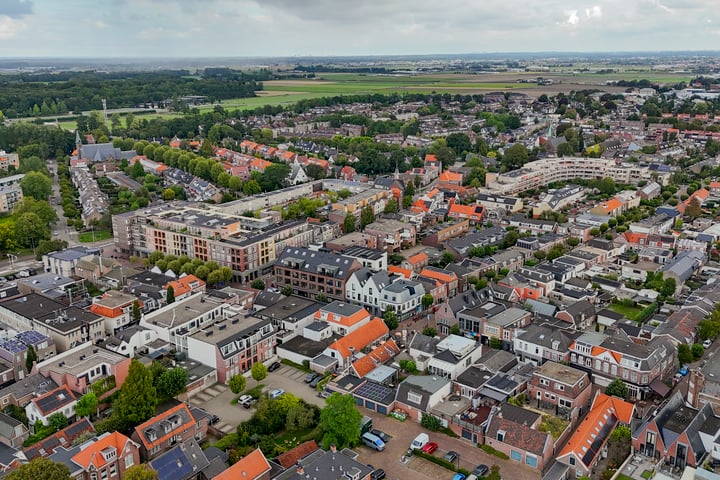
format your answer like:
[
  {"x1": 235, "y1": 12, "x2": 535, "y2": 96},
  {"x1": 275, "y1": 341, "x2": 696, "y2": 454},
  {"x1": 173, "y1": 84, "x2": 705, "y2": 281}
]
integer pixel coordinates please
[
  {"x1": 472, "y1": 465, "x2": 489, "y2": 477},
  {"x1": 309, "y1": 375, "x2": 322, "y2": 388},
  {"x1": 703, "y1": 339, "x2": 713, "y2": 349},
  {"x1": 421, "y1": 442, "x2": 438, "y2": 454},
  {"x1": 370, "y1": 469, "x2": 386, "y2": 480},
  {"x1": 678, "y1": 365, "x2": 690, "y2": 376},
  {"x1": 16, "y1": 270, "x2": 29, "y2": 278},
  {"x1": 305, "y1": 372, "x2": 319, "y2": 383},
  {"x1": 444, "y1": 451, "x2": 458, "y2": 463},
  {"x1": 318, "y1": 389, "x2": 332, "y2": 399},
  {"x1": 370, "y1": 429, "x2": 389, "y2": 443},
  {"x1": 208, "y1": 415, "x2": 220, "y2": 425},
  {"x1": 452, "y1": 474, "x2": 466, "y2": 480},
  {"x1": 238, "y1": 395, "x2": 253, "y2": 406},
  {"x1": 268, "y1": 361, "x2": 281, "y2": 372},
  {"x1": 268, "y1": 388, "x2": 285, "y2": 399}
]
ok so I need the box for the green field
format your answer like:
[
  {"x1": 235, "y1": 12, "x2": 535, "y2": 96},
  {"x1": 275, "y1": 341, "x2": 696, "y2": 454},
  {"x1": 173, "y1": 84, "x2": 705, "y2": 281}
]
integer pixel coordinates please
[
  {"x1": 78, "y1": 230, "x2": 112, "y2": 243},
  {"x1": 608, "y1": 302, "x2": 644, "y2": 321}
]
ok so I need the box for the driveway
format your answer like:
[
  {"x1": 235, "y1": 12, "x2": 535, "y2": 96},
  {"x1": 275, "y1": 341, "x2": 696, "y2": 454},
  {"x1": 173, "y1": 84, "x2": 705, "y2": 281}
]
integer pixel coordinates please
[
  {"x1": 188, "y1": 384, "x2": 253, "y2": 435},
  {"x1": 263, "y1": 365, "x2": 327, "y2": 408}
]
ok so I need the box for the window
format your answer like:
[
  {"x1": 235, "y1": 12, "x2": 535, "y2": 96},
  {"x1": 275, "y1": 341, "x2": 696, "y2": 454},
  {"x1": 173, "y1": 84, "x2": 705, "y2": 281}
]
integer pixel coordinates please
[
  {"x1": 569, "y1": 457, "x2": 575, "y2": 466},
  {"x1": 407, "y1": 391, "x2": 422, "y2": 404},
  {"x1": 109, "y1": 464, "x2": 116, "y2": 477},
  {"x1": 101, "y1": 469, "x2": 108, "y2": 480},
  {"x1": 497, "y1": 430, "x2": 505, "y2": 442}
]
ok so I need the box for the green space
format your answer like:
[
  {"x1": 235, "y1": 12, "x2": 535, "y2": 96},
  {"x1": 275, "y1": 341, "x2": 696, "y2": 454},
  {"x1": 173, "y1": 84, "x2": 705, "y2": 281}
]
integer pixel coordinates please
[
  {"x1": 608, "y1": 302, "x2": 644, "y2": 321},
  {"x1": 77, "y1": 230, "x2": 112, "y2": 243},
  {"x1": 539, "y1": 415, "x2": 570, "y2": 440},
  {"x1": 641, "y1": 470, "x2": 654, "y2": 479}
]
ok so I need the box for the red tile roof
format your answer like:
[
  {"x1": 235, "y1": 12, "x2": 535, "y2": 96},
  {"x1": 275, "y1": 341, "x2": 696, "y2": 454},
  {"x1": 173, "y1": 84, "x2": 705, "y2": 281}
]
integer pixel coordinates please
[
  {"x1": 275, "y1": 440, "x2": 319, "y2": 468},
  {"x1": 72, "y1": 432, "x2": 135, "y2": 470},
  {"x1": 328, "y1": 318, "x2": 389, "y2": 359},
  {"x1": 351, "y1": 339, "x2": 401, "y2": 377},
  {"x1": 214, "y1": 448, "x2": 271, "y2": 480}
]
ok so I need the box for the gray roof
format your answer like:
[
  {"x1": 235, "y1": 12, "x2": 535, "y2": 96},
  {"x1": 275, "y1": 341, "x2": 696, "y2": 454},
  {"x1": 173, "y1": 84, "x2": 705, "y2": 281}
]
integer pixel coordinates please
[
  {"x1": 320, "y1": 300, "x2": 367, "y2": 318},
  {"x1": 276, "y1": 247, "x2": 358, "y2": 280},
  {"x1": 0, "y1": 293, "x2": 102, "y2": 333},
  {"x1": 447, "y1": 288, "x2": 493, "y2": 316},
  {"x1": 455, "y1": 366, "x2": 494, "y2": 389},
  {"x1": 275, "y1": 447, "x2": 373, "y2": 480},
  {"x1": 409, "y1": 332, "x2": 440, "y2": 355},
  {"x1": 524, "y1": 299, "x2": 558, "y2": 317},
  {"x1": 475, "y1": 349, "x2": 518, "y2": 373},
  {"x1": 660, "y1": 250, "x2": 705, "y2": 283},
  {"x1": 46, "y1": 246, "x2": 98, "y2": 262}
]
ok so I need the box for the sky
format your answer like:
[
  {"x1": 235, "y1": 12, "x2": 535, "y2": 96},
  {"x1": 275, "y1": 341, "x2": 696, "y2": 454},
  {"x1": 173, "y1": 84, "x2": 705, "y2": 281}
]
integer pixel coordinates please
[{"x1": 0, "y1": 0, "x2": 719, "y2": 58}]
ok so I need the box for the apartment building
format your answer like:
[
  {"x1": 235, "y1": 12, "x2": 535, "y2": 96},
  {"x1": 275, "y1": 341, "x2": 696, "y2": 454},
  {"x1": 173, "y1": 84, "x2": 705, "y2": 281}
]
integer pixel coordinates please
[
  {"x1": 275, "y1": 247, "x2": 362, "y2": 301},
  {"x1": 0, "y1": 174, "x2": 24, "y2": 214},
  {"x1": 0, "y1": 151, "x2": 19, "y2": 171}
]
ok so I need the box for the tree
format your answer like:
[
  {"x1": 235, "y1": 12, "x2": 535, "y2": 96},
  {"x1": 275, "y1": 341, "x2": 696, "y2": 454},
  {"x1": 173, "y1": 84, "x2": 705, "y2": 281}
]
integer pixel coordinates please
[
  {"x1": 567, "y1": 237, "x2": 580, "y2": 247},
  {"x1": 286, "y1": 402, "x2": 317, "y2": 432},
  {"x1": 383, "y1": 198, "x2": 399, "y2": 214},
  {"x1": 116, "y1": 359, "x2": 157, "y2": 428},
  {"x1": 685, "y1": 196, "x2": 702, "y2": 219},
  {"x1": 678, "y1": 344, "x2": 694, "y2": 365},
  {"x1": 597, "y1": 177, "x2": 616, "y2": 196},
  {"x1": 402, "y1": 195, "x2": 413, "y2": 209},
  {"x1": 319, "y1": 393, "x2": 362, "y2": 449},
  {"x1": 15, "y1": 212, "x2": 49, "y2": 247},
  {"x1": 422, "y1": 326, "x2": 437, "y2": 337},
  {"x1": 660, "y1": 278, "x2": 676, "y2": 297},
  {"x1": 420, "y1": 413, "x2": 442, "y2": 431},
  {"x1": 25, "y1": 344, "x2": 37, "y2": 373},
  {"x1": 383, "y1": 310, "x2": 398, "y2": 330},
  {"x1": 6, "y1": 458, "x2": 72, "y2": 480},
  {"x1": 250, "y1": 279, "x2": 265, "y2": 290},
  {"x1": 156, "y1": 368, "x2": 188, "y2": 399},
  {"x1": 131, "y1": 160, "x2": 145, "y2": 179},
  {"x1": 48, "y1": 412, "x2": 68, "y2": 431},
  {"x1": 124, "y1": 464, "x2": 158, "y2": 480},
  {"x1": 422, "y1": 294, "x2": 434, "y2": 310},
  {"x1": 281, "y1": 285, "x2": 293, "y2": 296},
  {"x1": 605, "y1": 378, "x2": 628, "y2": 399},
  {"x1": 228, "y1": 374, "x2": 246, "y2": 394},
  {"x1": 699, "y1": 319, "x2": 720, "y2": 340},
  {"x1": 75, "y1": 392, "x2": 98, "y2": 418},
  {"x1": 404, "y1": 181, "x2": 415, "y2": 197},
  {"x1": 437, "y1": 251, "x2": 456, "y2": 268},
  {"x1": 692, "y1": 343, "x2": 704, "y2": 359},
  {"x1": 132, "y1": 300, "x2": 142, "y2": 322},
  {"x1": 166, "y1": 285, "x2": 175, "y2": 304},
  {"x1": 399, "y1": 359, "x2": 418, "y2": 374},
  {"x1": 251, "y1": 362, "x2": 267, "y2": 382},
  {"x1": 20, "y1": 172, "x2": 52, "y2": 201},
  {"x1": 14, "y1": 198, "x2": 57, "y2": 225},
  {"x1": 162, "y1": 188, "x2": 176, "y2": 201},
  {"x1": 343, "y1": 215, "x2": 356, "y2": 233},
  {"x1": 360, "y1": 205, "x2": 375, "y2": 230},
  {"x1": 502, "y1": 143, "x2": 529, "y2": 169}
]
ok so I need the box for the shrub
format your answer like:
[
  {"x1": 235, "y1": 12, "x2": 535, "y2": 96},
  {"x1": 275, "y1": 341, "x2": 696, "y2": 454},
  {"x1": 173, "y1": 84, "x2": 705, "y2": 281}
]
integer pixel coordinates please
[
  {"x1": 413, "y1": 450, "x2": 457, "y2": 471},
  {"x1": 421, "y1": 413, "x2": 442, "y2": 431},
  {"x1": 480, "y1": 444, "x2": 510, "y2": 460}
]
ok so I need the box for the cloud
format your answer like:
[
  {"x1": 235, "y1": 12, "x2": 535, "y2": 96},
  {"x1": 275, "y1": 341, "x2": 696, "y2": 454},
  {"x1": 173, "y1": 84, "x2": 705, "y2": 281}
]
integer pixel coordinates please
[
  {"x1": 0, "y1": 0, "x2": 33, "y2": 18},
  {"x1": 565, "y1": 10, "x2": 580, "y2": 25},
  {"x1": 585, "y1": 5, "x2": 602, "y2": 19},
  {"x1": 0, "y1": 15, "x2": 24, "y2": 39},
  {"x1": 94, "y1": 20, "x2": 109, "y2": 28}
]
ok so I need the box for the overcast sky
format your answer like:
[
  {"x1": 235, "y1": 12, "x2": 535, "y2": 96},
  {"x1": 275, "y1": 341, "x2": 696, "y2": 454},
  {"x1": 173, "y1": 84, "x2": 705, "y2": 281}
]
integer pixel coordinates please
[{"x1": 1, "y1": 0, "x2": 719, "y2": 58}]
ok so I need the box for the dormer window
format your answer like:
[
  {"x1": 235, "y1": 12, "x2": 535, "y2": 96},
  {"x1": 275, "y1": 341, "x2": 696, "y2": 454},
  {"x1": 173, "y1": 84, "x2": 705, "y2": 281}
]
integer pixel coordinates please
[{"x1": 497, "y1": 430, "x2": 505, "y2": 442}]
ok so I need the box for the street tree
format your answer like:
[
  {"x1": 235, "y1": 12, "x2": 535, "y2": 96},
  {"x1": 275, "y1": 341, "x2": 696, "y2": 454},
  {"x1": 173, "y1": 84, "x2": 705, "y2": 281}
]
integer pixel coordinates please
[
  {"x1": 251, "y1": 362, "x2": 267, "y2": 382},
  {"x1": 6, "y1": 458, "x2": 72, "y2": 480},
  {"x1": 343, "y1": 215, "x2": 356, "y2": 233},
  {"x1": 15, "y1": 212, "x2": 49, "y2": 247},
  {"x1": 14, "y1": 198, "x2": 57, "y2": 225},
  {"x1": 20, "y1": 172, "x2": 52, "y2": 201},
  {"x1": 360, "y1": 205, "x2": 375, "y2": 230},
  {"x1": 319, "y1": 393, "x2": 362, "y2": 449},
  {"x1": 383, "y1": 310, "x2": 398, "y2": 330},
  {"x1": 156, "y1": 368, "x2": 188, "y2": 399},
  {"x1": 116, "y1": 359, "x2": 157, "y2": 428},
  {"x1": 228, "y1": 374, "x2": 247, "y2": 394}
]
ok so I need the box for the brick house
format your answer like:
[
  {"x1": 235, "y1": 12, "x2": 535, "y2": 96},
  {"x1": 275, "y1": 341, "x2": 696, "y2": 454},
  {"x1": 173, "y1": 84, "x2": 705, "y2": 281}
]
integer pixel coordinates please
[
  {"x1": 484, "y1": 403, "x2": 554, "y2": 471},
  {"x1": 214, "y1": 448, "x2": 271, "y2": 480},
  {"x1": 528, "y1": 361, "x2": 592, "y2": 423},
  {"x1": 132, "y1": 403, "x2": 207, "y2": 461},
  {"x1": 275, "y1": 247, "x2": 362, "y2": 301},
  {"x1": 71, "y1": 431, "x2": 141, "y2": 480}
]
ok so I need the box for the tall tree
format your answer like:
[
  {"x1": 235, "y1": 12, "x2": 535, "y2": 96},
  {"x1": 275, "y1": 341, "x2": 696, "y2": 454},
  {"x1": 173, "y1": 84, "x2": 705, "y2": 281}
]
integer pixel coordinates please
[
  {"x1": 343, "y1": 215, "x2": 356, "y2": 233},
  {"x1": 251, "y1": 362, "x2": 267, "y2": 382},
  {"x1": 228, "y1": 374, "x2": 246, "y2": 394},
  {"x1": 319, "y1": 393, "x2": 362, "y2": 449},
  {"x1": 685, "y1": 196, "x2": 702, "y2": 219},
  {"x1": 20, "y1": 172, "x2": 53, "y2": 201},
  {"x1": 6, "y1": 458, "x2": 72, "y2": 480},
  {"x1": 15, "y1": 212, "x2": 49, "y2": 247},
  {"x1": 156, "y1": 368, "x2": 188, "y2": 399},
  {"x1": 25, "y1": 345, "x2": 37, "y2": 373},
  {"x1": 116, "y1": 359, "x2": 157, "y2": 428},
  {"x1": 132, "y1": 300, "x2": 142, "y2": 322},
  {"x1": 360, "y1": 205, "x2": 375, "y2": 230},
  {"x1": 124, "y1": 465, "x2": 158, "y2": 480},
  {"x1": 166, "y1": 285, "x2": 175, "y2": 304},
  {"x1": 13, "y1": 198, "x2": 57, "y2": 225},
  {"x1": 75, "y1": 392, "x2": 98, "y2": 418}
]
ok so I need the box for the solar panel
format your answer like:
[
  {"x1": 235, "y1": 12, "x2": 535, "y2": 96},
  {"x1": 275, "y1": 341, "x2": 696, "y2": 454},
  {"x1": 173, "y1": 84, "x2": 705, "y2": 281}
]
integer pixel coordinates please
[
  {"x1": 151, "y1": 446, "x2": 193, "y2": 480},
  {"x1": 355, "y1": 382, "x2": 393, "y2": 403}
]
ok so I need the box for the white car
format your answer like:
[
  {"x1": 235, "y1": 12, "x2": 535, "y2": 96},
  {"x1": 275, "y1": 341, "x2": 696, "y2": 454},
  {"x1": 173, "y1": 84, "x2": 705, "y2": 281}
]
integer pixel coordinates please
[
  {"x1": 268, "y1": 388, "x2": 285, "y2": 399},
  {"x1": 703, "y1": 339, "x2": 713, "y2": 349},
  {"x1": 237, "y1": 395, "x2": 253, "y2": 406}
]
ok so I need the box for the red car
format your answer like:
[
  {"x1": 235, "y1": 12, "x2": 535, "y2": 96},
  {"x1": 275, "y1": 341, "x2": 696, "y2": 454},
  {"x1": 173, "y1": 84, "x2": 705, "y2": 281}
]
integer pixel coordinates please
[{"x1": 421, "y1": 442, "x2": 438, "y2": 454}]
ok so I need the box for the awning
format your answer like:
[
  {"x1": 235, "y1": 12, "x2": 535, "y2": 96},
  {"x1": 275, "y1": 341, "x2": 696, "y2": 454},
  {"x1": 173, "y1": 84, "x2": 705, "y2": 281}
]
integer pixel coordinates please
[
  {"x1": 650, "y1": 379, "x2": 671, "y2": 397},
  {"x1": 478, "y1": 387, "x2": 508, "y2": 402}
]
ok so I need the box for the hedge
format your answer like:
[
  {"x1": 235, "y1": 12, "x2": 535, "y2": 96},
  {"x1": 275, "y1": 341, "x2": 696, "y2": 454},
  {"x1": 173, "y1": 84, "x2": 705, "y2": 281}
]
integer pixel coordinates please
[
  {"x1": 480, "y1": 444, "x2": 510, "y2": 460},
  {"x1": 413, "y1": 450, "x2": 457, "y2": 471},
  {"x1": 281, "y1": 359, "x2": 312, "y2": 373}
]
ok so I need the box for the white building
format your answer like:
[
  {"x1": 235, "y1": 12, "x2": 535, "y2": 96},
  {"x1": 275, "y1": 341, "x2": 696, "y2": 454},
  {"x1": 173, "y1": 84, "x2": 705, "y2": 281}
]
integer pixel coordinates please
[{"x1": 427, "y1": 334, "x2": 484, "y2": 380}]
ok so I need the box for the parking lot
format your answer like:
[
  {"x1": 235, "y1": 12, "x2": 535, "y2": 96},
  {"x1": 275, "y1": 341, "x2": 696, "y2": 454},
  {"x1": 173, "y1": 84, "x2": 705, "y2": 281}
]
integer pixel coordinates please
[{"x1": 263, "y1": 364, "x2": 328, "y2": 408}]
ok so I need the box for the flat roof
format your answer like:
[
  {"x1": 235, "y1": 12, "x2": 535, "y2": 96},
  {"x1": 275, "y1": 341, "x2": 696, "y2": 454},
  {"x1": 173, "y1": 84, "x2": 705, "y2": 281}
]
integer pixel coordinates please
[{"x1": 535, "y1": 361, "x2": 586, "y2": 386}]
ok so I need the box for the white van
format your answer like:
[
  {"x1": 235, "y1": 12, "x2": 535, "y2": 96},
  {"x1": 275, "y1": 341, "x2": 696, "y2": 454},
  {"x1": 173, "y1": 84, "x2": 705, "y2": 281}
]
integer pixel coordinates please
[
  {"x1": 362, "y1": 432, "x2": 385, "y2": 451},
  {"x1": 410, "y1": 433, "x2": 429, "y2": 450}
]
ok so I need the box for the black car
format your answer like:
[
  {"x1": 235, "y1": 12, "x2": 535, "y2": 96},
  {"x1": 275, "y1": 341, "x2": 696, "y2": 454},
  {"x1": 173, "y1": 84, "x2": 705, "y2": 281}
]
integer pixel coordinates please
[
  {"x1": 309, "y1": 375, "x2": 322, "y2": 388},
  {"x1": 305, "y1": 372, "x2": 319, "y2": 383},
  {"x1": 370, "y1": 468, "x2": 385, "y2": 480},
  {"x1": 472, "y1": 464, "x2": 489, "y2": 477},
  {"x1": 208, "y1": 415, "x2": 220, "y2": 425},
  {"x1": 444, "y1": 451, "x2": 458, "y2": 463},
  {"x1": 268, "y1": 361, "x2": 281, "y2": 372},
  {"x1": 369, "y1": 429, "x2": 389, "y2": 443}
]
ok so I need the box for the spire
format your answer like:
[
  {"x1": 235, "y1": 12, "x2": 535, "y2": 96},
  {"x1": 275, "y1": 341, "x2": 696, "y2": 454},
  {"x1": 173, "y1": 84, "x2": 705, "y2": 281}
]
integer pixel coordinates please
[
  {"x1": 75, "y1": 130, "x2": 82, "y2": 158},
  {"x1": 394, "y1": 159, "x2": 399, "y2": 181}
]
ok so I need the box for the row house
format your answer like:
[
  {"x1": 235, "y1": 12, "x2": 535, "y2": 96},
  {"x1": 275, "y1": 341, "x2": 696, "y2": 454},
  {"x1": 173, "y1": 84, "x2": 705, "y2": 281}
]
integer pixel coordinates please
[
  {"x1": 568, "y1": 331, "x2": 675, "y2": 400},
  {"x1": 456, "y1": 297, "x2": 508, "y2": 341},
  {"x1": 448, "y1": 202, "x2": 485, "y2": 225},
  {"x1": 71, "y1": 432, "x2": 141, "y2": 480},
  {"x1": 23, "y1": 417, "x2": 95, "y2": 460},
  {"x1": 394, "y1": 375, "x2": 452, "y2": 423},
  {"x1": 379, "y1": 279, "x2": 425, "y2": 321},
  {"x1": 186, "y1": 316, "x2": 275, "y2": 384},
  {"x1": 528, "y1": 361, "x2": 592, "y2": 423},
  {"x1": 323, "y1": 318, "x2": 389, "y2": 370},
  {"x1": 507, "y1": 215, "x2": 558, "y2": 234},
  {"x1": 313, "y1": 301, "x2": 373, "y2": 336},
  {"x1": 89, "y1": 290, "x2": 142, "y2": 335},
  {"x1": 483, "y1": 307, "x2": 532, "y2": 349},
  {"x1": 345, "y1": 268, "x2": 395, "y2": 317},
  {"x1": 513, "y1": 323, "x2": 577, "y2": 366},
  {"x1": 275, "y1": 247, "x2": 362, "y2": 302},
  {"x1": 427, "y1": 335, "x2": 484, "y2": 380},
  {"x1": 418, "y1": 267, "x2": 459, "y2": 298},
  {"x1": 0, "y1": 330, "x2": 55, "y2": 382}
]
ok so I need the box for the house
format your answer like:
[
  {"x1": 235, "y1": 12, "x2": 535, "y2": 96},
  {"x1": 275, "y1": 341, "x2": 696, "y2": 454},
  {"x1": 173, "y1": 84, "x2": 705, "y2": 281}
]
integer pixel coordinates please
[
  {"x1": 555, "y1": 300, "x2": 596, "y2": 330},
  {"x1": 23, "y1": 418, "x2": 95, "y2": 460},
  {"x1": 483, "y1": 307, "x2": 532, "y2": 349},
  {"x1": 514, "y1": 323, "x2": 577, "y2": 366},
  {"x1": 528, "y1": 361, "x2": 592, "y2": 423},
  {"x1": 25, "y1": 385, "x2": 76, "y2": 428},
  {"x1": 557, "y1": 392, "x2": 636, "y2": 477},
  {"x1": 659, "y1": 250, "x2": 706, "y2": 294},
  {"x1": 0, "y1": 414, "x2": 28, "y2": 449},
  {"x1": 0, "y1": 373, "x2": 58, "y2": 409},
  {"x1": 427, "y1": 335, "x2": 484, "y2": 380},
  {"x1": 275, "y1": 247, "x2": 362, "y2": 301},
  {"x1": 340, "y1": 246, "x2": 387, "y2": 273},
  {"x1": 378, "y1": 279, "x2": 425, "y2": 321},
  {"x1": 435, "y1": 288, "x2": 493, "y2": 336},
  {"x1": 403, "y1": 252, "x2": 429, "y2": 273},
  {"x1": 163, "y1": 275, "x2": 206, "y2": 302},
  {"x1": 363, "y1": 218, "x2": 417, "y2": 252},
  {"x1": 274, "y1": 445, "x2": 373, "y2": 480},
  {"x1": 313, "y1": 301, "x2": 372, "y2": 336},
  {"x1": 71, "y1": 431, "x2": 141, "y2": 480},
  {"x1": 149, "y1": 438, "x2": 212, "y2": 480},
  {"x1": 407, "y1": 332, "x2": 441, "y2": 372},
  {"x1": 43, "y1": 246, "x2": 99, "y2": 277},
  {"x1": 448, "y1": 202, "x2": 485, "y2": 224},
  {"x1": 394, "y1": 375, "x2": 452, "y2": 422},
  {"x1": 350, "y1": 339, "x2": 401, "y2": 379},
  {"x1": 0, "y1": 330, "x2": 55, "y2": 382},
  {"x1": 132, "y1": 403, "x2": 208, "y2": 461},
  {"x1": 35, "y1": 342, "x2": 131, "y2": 398},
  {"x1": 484, "y1": 403, "x2": 554, "y2": 471},
  {"x1": 89, "y1": 290, "x2": 142, "y2": 335},
  {"x1": 323, "y1": 318, "x2": 389, "y2": 370},
  {"x1": 214, "y1": 448, "x2": 270, "y2": 480},
  {"x1": 419, "y1": 267, "x2": 459, "y2": 298}
]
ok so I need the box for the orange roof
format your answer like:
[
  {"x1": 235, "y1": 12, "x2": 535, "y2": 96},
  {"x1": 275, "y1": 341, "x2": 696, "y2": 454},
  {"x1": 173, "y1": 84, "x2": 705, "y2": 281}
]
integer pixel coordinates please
[
  {"x1": 250, "y1": 157, "x2": 273, "y2": 171},
  {"x1": 328, "y1": 318, "x2": 389, "y2": 359},
  {"x1": 314, "y1": 304, "x2": 371, "y2": 327},
  {"x1": 164, "y1": 275, "x2": 204, "y2": 297},
  {"x1": 406, "y1": 252, "x2": 428, "y2": 265},
  {"x1": 388, "y1": 265, "x2": 412, "y2": 278},
  {"x1": 622, "y1": 231, "x2": 647, "y2": 244},
  {"x1": 710, "y1": 181, "x2": 720, "y2": 190},
  {"x1": 134, "y1": 404, "x2": 194, "y2": 450},
  {"x1": 275, "y1": 441, "x2": 319, "y2": 468},
  {"x1": 449, "y1": 203, "x2": 477, "y2": 217},
  {"x1": 690, "y1": 188, "x2": 709, "y2": 202},
  {"x1": 599, "y1": 198, "x2": 623, "y2": 213},
  {"x1": 419, "y1": 267, "x2": 457, "y2": 283},
  {"x1": 439, "y1": 171, "x2": 463, "y2": 183},
  {"x1": 214, "y1": 448, "x2": 271, "y2": 480},
  {"x1": 352, "y1": 339, "x2": 400, "y2": 377},
  {"x1": 425, "y1": 154, "x2": 438, "y2": 162},
  {"x1": 72, "y1": 432, "x2": 134, "y2": 470}
]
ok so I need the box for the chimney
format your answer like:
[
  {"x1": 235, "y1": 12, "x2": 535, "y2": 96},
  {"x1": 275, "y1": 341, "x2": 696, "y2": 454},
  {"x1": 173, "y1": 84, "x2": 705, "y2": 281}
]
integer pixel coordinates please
[
  {"x1": 296, "y1": 462, "x2": 304, "y2": 475},
  {"x1": 330, "y1": 443, "x2": 337, "y2": 453}
]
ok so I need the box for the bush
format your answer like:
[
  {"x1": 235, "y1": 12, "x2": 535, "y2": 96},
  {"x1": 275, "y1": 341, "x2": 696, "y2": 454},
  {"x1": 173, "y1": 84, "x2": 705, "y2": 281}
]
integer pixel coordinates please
[
  {"x1": 480, "y1": 444, "x2": 510, "y2": 460},
  {"x1": 281, "y1": 359, "x2": 312, "y2": 373},
  {"x1": 413, "y1": 450, "x2": 457, "y2": 471},
  {"x1": 421, "y1": 413, "x2": 442, "y2": 431},
  {"x1": 692, "y1": 343, "x2": 704, "y2": 359}
]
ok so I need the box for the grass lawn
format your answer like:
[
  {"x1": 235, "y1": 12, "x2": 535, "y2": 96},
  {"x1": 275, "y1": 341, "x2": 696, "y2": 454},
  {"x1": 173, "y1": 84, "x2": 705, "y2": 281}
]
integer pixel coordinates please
[
  {"x1": 641, "y1": 470, "x2": 654, "y2": 479},
  {"x1": 616, "y1": 475, "x2": 635, "y2": 480},
  {"x1": 608, "y1": 303, "x2": 644, "y2": 321},
  {"x1": 539, "y1": 415, "x2": 570, "y2": 440},
  {"x1": 77, "y1": 230, "x2": 112, "y2": 242}
]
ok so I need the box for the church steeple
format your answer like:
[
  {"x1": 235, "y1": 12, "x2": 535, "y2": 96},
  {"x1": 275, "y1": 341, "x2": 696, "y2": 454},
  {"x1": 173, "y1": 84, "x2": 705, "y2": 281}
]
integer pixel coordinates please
[
  {"x1": 394, "y1": 160, "x2": 400, "y2": 181},
  {"x1": 75, "y1": 130, "x2": 82, "y2": 158}
]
